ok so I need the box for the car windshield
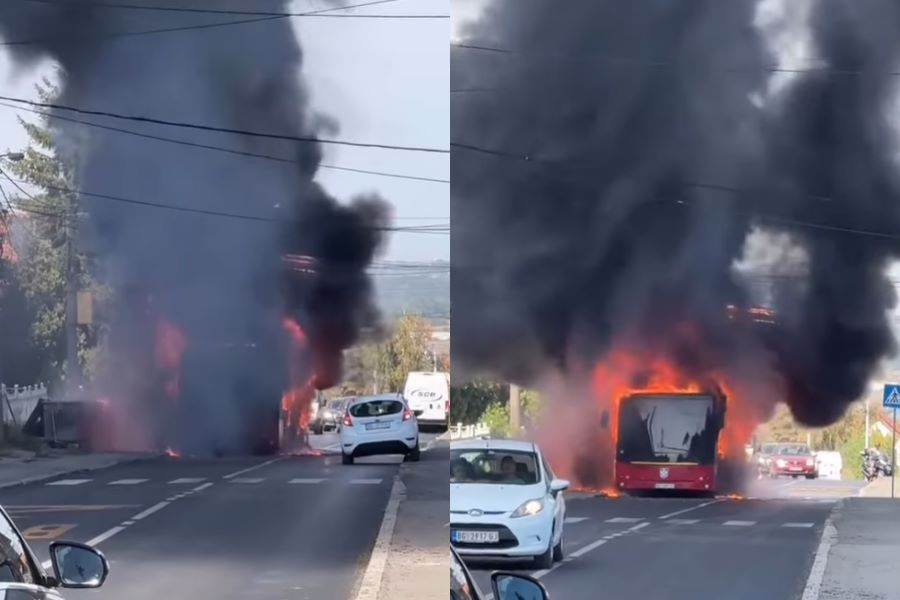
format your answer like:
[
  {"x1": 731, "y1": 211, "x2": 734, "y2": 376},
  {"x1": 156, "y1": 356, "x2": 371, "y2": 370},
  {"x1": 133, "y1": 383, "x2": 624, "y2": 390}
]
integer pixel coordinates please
[
  {"x1": 328, "y1": 400, "x2": 344, "y2": 410},
  {"x1": 349, "y1": 399, "x2": 403, "y2": 418},
  {"x1": 777, "y1": 445, "x2": 811, "y2": 456},
  {"x1": 450, "y1": 449, "x2": 540, "y2": 485}
]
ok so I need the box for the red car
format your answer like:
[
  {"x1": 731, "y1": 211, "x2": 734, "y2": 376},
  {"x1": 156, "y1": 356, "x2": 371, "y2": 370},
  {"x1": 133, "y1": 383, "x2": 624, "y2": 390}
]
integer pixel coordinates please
[{"x1": 766, "y1": 443, "x2": 818, "y2": 479}]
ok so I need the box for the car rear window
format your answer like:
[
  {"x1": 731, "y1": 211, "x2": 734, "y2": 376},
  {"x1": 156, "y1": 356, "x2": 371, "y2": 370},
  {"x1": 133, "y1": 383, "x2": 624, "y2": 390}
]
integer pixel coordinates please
[
  {"x1": 349, "y1": 400, "x2": 403, "y2": 417},
  {"x1": 451, "y1": 449, "x2": 540, "y2": 485},
  {"x1": 777, "y1": 445, "x2": 811, "y2": 455},
  {"x1": 329, "y1": 400, "x2": 345, "y2": 409}
]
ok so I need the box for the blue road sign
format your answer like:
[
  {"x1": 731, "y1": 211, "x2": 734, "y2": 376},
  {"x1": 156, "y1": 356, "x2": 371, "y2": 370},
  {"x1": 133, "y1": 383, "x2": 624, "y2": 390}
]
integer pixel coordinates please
[{"x1": 884, "y1": 384, "x2": 900, "y2": 408}]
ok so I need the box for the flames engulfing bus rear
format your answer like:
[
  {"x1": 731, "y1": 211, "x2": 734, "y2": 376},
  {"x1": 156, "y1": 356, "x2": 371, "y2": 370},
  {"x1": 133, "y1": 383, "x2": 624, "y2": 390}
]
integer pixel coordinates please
[{"x1": 615, "y1": 392, "x2": 726, "y2": 494}]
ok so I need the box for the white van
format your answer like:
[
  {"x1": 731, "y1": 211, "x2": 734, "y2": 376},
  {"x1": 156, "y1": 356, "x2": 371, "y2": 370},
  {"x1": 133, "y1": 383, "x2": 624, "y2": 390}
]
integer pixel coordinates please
[
  {"x1": 403, "y1": 371, "x2": 450, "y2": 428},
  {"x1": 815, "y1": 451, "x2": 843, "y2": 480}
]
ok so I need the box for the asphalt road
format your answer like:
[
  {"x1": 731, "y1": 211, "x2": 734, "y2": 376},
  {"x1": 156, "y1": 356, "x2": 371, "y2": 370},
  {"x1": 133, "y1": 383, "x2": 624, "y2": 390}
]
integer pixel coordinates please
[
  {"x1": 463, "y1": 476, "x2": 865, "y2": 600},
  {"x1": 1, "y1": 431, "x2": 440, "y2": 600}
]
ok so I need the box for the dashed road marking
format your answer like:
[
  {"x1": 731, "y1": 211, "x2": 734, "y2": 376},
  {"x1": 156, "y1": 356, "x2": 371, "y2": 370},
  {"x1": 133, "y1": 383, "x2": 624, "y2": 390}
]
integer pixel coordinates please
[
  {"x1": 109, "y1": 479, "x2": 149, "y2": 486},
  {"x1": 666, "y1": 518, "x2": 700, "y2": 525},
  {"x1": 723, "y1": 520, "x2": 756, "y2": 527},
  {"x1": 289, "y1": 478, "x2": 325, "y2": 484},
  {"x1": 658, "y1": 499, "x2": 722, "y2": 520},
  {"x1": 46, "y1": 479, "x2": 91, "y2": 486},
  {"x1": 169, "y1": 478, "x2": 206, "y2": 485},
  {"x1": 132, "y1": 501, "x2": 170, "y2": 521},
  {"x1": 229, "y1": 477, "x2": 265, "y2": 484},
  {"x1": 223, "y1": 457, "x2": 285, "y2": 480},
  {"x1": 350, "y1": 478, "x2": 383, "y2": 485},
  {"x1": 605, "y1": 517, "x2": 643, "y2": 524},
  {"x1": 783, "y1": 522, "x2": 815, "y2": 528}
]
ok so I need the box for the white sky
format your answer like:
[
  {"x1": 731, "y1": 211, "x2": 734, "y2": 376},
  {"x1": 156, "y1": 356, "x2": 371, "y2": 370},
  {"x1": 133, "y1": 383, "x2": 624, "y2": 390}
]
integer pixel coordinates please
[{"x1": 0, "y1": 0, "x2": 449, "y2": 261}]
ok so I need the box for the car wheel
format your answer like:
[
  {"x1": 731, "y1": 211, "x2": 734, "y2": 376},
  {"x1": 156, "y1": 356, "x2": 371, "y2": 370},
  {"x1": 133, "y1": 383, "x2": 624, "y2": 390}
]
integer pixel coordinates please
[
  {"x1": 342, "y1": 452, "x2": 354, "y2": 465},
  {"x1": 806, "y1": 474, "x2": 816, "y2": 480},
  {"x1": 552, "y1": 529, "x2": 564, "y2": 562},
  {"x1": 534, "y1": 542, "x2": 554, "y2": 570},
  {"x1": 405, "y1": 441, "x2": 421, "y2": 462}
]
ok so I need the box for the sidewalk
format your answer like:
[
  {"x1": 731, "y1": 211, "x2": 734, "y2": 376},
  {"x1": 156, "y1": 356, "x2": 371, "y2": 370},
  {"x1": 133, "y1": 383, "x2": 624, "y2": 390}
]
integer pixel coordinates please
[
  {"x1": 377, "y1": 442, "x2": 448, "y2": 600},
  {"x1": 859, "y1": 474, "x2": 900, "y2": 498},
  {"x1": 0, "y1": 450, "x2": 145, "y2": 489},
  {"x1": 818, "y1": 498, "x2": 900, "y2": 600}
]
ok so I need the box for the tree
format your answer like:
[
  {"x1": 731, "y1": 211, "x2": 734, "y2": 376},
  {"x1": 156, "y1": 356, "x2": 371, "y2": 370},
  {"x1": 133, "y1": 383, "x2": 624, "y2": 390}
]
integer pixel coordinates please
[
  {"x1": 4, "y1": 76, "x2": 107, "y2": 384},
  {"x1": 450, "y1": 380, "x2": 505, "y2": 425}
]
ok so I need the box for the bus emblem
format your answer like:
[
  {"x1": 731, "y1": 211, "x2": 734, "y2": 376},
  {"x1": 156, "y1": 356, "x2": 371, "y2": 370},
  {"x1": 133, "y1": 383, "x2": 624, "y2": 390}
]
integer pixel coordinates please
[{"x1": 659, "y1": 468, "x2": 669, "y2": 480}]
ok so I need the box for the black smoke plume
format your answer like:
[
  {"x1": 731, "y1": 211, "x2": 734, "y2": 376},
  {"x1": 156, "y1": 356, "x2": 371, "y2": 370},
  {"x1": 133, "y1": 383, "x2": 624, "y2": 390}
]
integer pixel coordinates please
[
  {"x1": 0, "y1": 0, "x2": 387, "y2": 453},
  {"x1": 452, "y1": 0, "x2": 900, "y2": 427}
]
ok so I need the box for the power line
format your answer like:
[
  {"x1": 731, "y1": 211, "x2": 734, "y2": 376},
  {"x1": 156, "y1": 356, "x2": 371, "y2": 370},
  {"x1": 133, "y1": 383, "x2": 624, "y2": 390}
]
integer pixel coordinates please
[
  {"x1": 1, "y1": 173, "x2": 449, "y2": 233},
  {"x1": 17, "y1": 0, "x2": 449, "y2": 18},
  {"x1": 0, "y1": 94, "x2": 449, "y2": 154},
  {"x1": 0, "y1": 0, "x2": 407, "y2": 47},
  {"x1": 0, "y1": 102, "x2": 450, "y2": 185}
]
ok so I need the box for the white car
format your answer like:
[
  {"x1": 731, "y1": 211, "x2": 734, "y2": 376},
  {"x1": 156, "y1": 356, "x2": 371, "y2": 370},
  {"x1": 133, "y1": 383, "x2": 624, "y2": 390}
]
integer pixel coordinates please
[
  {"x1": 450, "y1": 439, "x2": 569, "y2": 569},
  {"x1": 339, "y1": 394, "x2": 420, "y2": 464}
]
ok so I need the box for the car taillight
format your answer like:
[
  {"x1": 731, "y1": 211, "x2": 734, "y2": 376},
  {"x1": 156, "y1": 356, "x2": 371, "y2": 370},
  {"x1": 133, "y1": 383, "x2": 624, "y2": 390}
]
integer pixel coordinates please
[
  {"x1": 403, "y1": 406, "x2": 412, "y2": 421},
  {"x1": 445, "y1": 400, "x2": 449, "y2": 412},
  {"x1": 343, "y1": 411, "x2": 353, "y2": 427}
]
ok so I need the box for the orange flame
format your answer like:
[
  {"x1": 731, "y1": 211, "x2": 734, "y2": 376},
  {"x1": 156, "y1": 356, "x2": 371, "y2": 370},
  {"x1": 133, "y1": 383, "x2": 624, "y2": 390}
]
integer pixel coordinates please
[{"x1": 281, "y1": 317, "x2": 316, "y2": 438}]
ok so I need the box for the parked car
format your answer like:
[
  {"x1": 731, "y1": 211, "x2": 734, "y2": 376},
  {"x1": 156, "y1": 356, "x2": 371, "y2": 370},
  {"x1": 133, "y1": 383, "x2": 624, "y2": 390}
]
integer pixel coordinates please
[
  {"x1": 755, "y1": 442, "x2": 778, "y2": 477},
  {"x1": 451, "y1": 546, "x2": 549, "y2": 600},
  {"x1": 0, "y1": 504, "x2": 109, "y2": 598},
  {"x1": 766, "y1": 443, "x2": 818, "y2": 479},
  {"x1": 339, "y1": 394, "x2": 420, "y2": 464},
  {"x1": 310, "y1": 398, "x2": 349, "y2": 434},
  {"x1": 450, "y1": 438, "x2": 569, "y2": 569}
]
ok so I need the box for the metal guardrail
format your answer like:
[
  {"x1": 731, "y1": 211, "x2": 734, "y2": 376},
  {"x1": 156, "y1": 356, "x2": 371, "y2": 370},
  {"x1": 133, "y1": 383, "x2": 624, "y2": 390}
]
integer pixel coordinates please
[{"x1": 448, "y1": 422, "x2": 491, "y2": 440}]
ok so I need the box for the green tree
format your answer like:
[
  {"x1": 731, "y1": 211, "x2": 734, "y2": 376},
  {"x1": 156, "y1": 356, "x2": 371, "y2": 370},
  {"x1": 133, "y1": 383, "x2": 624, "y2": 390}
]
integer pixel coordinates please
[
  {"x1": 450, "y1": 380, "x2": 505, "y2": 425},
  {"x1": 6, "y1": 77, "x2": 108, "y2": 383},
  {"x1": 481, "y1": 402, "x2": 511, "y2": 438}
]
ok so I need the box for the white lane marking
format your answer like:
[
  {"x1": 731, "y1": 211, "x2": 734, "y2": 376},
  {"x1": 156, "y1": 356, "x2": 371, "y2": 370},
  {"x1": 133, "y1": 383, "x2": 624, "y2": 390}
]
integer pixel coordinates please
[
  {"x1": 783, "y1": 522, "x2": 815, "y2": 528},
  {"x1": 604, "y1": 517, "x2": 642, "y2": 523},
  {"x1": 533, "y1": 522, "x2": 649, "y2": 581},
  {"x1": 350, "y1": 478, "x2": 383, "y2": 485},
  {"x1": 38, "y1": 481, "x2": 215, "y2": 572},
  {"x1": 658, "y1": 499, "x2": 722, "y2": 520},
  {"x1": 564, "y1": 517, "x2": 588, "y2": 524},
  {"x1": 351, "y1": 474, "x2": 405, "y2": 600},
  {"x1": 132, "y1": 501, "x2": 170, "y2": 521},
  {"x1": 46, "y1": 479, "x2": 91, "y2": 486},
  {"x1": 223, "y1": 457, "x2": 284, "y2": 480},
  {"x1": 723, "y1": 520, "x2": 755, "y2": 527},
  {"x1": 229, "y1": 477, "x2": 264, "y2": 484},
  {"x1": 169, "y1": 478, "x2": 205, "y2": 484},
  {"x1": 289, "y1": 478, "x2": 325, "y2": 484},
  {"x1": 108, "y1": 479, "x2": 148, "y2": 486},
  {"x1": 666, "y1": 518, "x2": 700, "y2": 525},
  {"x1": 192, "y1": 482, "x2": 214, "y2": 492},
  {"x1": 801, "y1": 503, "x2": 839, "y2": 600}
]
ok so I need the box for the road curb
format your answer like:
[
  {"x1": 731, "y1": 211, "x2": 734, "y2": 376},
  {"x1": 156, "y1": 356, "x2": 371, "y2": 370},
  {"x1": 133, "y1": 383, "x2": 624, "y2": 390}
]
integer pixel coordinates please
[
  {"x1": 0, "y1": 454, "x2": 153, "y2": 491},
  {"x1": 352, "y1": 472, "x2": 407, "y2": 600}
]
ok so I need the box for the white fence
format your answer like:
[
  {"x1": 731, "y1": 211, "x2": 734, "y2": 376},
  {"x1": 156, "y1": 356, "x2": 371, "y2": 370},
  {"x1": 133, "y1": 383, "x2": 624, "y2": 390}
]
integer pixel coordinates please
[
  {"x1": 449, "y1": 422, "x2": 491, "y2": 440},
  {"x1": 0, "y1": 383, "x2": 47, "y2": 427}
]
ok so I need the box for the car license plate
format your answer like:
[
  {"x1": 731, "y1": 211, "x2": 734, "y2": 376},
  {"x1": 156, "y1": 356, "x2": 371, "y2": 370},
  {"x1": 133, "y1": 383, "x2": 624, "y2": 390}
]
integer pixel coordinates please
[
  {"x1": 789, "y1": 466, "x2": 802, "y2": 471},
  {"x1": 654, "y1": 483, "x2": 675, "y2": 489},
  {"x1": 452, "y1": 530, "x2": 499, "y2": 544},
  {"x1": 365, "y1": 422, "x2": 391, "y2": 431}
]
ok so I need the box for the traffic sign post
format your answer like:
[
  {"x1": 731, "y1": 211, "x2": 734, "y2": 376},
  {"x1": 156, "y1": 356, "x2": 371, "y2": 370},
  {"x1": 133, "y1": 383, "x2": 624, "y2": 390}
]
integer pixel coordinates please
[{"x1": 882, "y1": 384, "x2": 900, "y2": 499}]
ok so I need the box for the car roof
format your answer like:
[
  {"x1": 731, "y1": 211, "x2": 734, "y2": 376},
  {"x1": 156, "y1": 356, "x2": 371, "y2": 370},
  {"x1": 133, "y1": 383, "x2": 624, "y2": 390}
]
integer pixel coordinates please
[{"x1": 451, "y1": 438, "x2": 537, "y2": 453}]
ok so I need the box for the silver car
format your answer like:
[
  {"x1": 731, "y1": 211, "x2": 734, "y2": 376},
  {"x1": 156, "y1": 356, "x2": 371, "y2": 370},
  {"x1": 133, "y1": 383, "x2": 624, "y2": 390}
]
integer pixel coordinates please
[{"x1": 0, "y1": 505, "x2": 109, "y2": 598}]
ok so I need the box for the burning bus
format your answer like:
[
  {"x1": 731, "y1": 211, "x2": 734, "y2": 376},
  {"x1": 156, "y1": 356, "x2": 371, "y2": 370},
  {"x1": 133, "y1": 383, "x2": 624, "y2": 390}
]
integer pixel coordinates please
[{"x1": 614, "y1": 391, "x2": 726, "y2": 494}]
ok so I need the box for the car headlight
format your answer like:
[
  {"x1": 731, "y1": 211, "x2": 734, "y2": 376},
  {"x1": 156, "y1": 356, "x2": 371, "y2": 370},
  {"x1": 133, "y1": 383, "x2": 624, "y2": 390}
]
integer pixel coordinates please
[
  {"x1": 511, "y1": 498, "x2": 544, "y2": 518},
  {"x1": 775, "y1": 459, "x2": 787, "y2": 468},
  {"x1": 806, "y1": 459, "x2": 814, "y2": 467}
]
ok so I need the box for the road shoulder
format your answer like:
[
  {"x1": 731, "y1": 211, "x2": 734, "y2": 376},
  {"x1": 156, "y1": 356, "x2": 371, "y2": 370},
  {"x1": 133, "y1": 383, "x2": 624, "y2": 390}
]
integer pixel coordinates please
[{"x1": 376, "y1": 442, "x2": 448, "y2": 600}]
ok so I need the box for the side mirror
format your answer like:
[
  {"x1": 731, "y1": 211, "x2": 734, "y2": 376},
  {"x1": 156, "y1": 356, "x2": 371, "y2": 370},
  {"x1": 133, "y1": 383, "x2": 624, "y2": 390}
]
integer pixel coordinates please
[
  {"x1": 550, "y1": 479, "x2": 570, "y2": 493},
  {"x1": 49, "y1": 541, "x2": 109, "y2": 589},
  {"x1": 492, "y1": 572, "x2": 550, "y2": 600}
]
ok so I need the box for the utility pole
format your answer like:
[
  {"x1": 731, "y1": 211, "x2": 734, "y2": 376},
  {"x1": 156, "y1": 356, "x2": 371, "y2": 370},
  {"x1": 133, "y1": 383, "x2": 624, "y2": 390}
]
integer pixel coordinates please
[
  {"x1": 509, "y1": 383, "x2": 521, "y2": 435},
  {"x1": 64, "y1": 189, "x2": 83, "y2": 397}
]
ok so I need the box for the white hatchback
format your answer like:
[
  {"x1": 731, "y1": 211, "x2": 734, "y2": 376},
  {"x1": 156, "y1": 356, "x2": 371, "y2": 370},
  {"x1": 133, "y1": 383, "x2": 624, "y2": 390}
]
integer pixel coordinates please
[
  {"x1": 450, "y1": 439, "x2": 569, "y2": 569},
  {"x1": 339, "y1": 394, "x2": 420, "y2": 465}
]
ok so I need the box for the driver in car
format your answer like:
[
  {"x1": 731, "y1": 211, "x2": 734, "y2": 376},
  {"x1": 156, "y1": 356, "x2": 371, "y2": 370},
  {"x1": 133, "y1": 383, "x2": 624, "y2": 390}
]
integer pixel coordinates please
[{"x1": 499, "y1": 456, "x2": 525, "y2": 483}]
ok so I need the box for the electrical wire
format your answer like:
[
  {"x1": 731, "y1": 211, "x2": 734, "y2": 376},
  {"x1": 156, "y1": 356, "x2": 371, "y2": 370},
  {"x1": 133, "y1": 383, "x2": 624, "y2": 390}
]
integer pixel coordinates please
[
  {"x1": 16, "y1": 0, "x2": 449, "y2": 18},
  {"x1": 0, "y1": 0, "x2": 412, "y2": 47},
  {"x1": 0, "y1": 94, "x2": 449, "y2": 154},
  {"x1": 0, "y1": 102, "x2": 450, "y2": 185}
]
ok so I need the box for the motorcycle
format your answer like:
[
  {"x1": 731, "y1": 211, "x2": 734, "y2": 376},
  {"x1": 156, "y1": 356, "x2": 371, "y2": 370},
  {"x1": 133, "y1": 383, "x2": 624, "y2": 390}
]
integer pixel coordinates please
[{"x1": 861, "y1": 450, "x2": 878, "y2": 482}]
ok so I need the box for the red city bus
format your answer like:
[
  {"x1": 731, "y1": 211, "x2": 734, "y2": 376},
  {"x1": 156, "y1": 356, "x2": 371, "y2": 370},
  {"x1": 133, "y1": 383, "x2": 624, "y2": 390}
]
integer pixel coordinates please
[{"x1": 615, "y1": 391, "x2": 726, "y2": 494}]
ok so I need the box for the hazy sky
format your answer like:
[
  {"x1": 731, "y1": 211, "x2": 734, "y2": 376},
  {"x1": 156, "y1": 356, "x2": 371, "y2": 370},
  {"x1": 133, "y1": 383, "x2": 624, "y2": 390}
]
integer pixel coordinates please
[{"x1": 0, "y1": 0, "x2": 449, "y2": 261}]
